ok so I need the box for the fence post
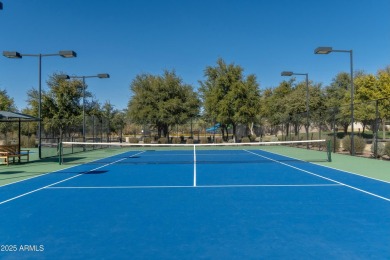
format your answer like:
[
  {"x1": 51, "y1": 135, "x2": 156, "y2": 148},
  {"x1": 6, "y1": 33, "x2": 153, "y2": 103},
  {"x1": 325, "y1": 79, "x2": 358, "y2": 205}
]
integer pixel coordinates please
[
  {"x1": 332, "y1": 109, "x2": 337, "y2": 153},
  {"x1": 374, "y1": 100, "x2": 379, "y2": 157}
]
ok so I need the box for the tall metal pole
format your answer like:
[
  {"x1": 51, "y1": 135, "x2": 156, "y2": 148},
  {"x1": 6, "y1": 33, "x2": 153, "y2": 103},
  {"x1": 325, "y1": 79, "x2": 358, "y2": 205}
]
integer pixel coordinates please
[
  {"x1": 59, "y1": 74, "x2": 109, "y2": 142},
  {"x1": 315, "y1": 47, "x2": 355, "y2": 155},
  {"x1": 374, "y1": 100, "x2": 379, "y2": 157},
  {"x1": 83, "y1": 76, "x2": 86, "y2": 143},
  {"x1": 305, "y1": 74, "x2": 309, "y2": 147},
  {"x1": 305, "y1": 74, "x2": 309, "y2": 127},
  {"x1": 333, "y1": 108, "x2": 337, "y2": 153},
  {"x1": 350, "y1": 50, "x2": 355, "y2": 155},
  {"x1": 38, "y1": 54, "x2": 42, "y2": 159},
  {"x1": 2, "y1": 51, "x2": 76, "y2": 159}
]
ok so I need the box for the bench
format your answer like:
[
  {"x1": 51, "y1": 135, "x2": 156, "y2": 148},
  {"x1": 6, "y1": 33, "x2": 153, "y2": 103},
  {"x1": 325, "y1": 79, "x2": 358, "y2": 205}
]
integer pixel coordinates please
[{"x1": 0, "y1": 144, "x2": 30, "y2": 166}]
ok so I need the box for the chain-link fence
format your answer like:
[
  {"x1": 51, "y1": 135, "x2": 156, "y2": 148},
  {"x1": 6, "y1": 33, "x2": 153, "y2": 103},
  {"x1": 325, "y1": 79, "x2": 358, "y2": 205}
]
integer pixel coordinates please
[
  {"x1": 40, "y1": 115, "x2": 117, "y2": 158},
  {"x1": 3, "y1": 97, "x2": 390, "y2": 160},
  {"x1": 264, "y1": 97, "x2": 390, "y2": 159}
]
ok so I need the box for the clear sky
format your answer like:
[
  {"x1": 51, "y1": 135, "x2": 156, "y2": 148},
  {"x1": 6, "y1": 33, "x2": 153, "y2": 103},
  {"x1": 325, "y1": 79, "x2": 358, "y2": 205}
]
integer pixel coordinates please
[{"x1": 1, "y1": 0, "x2": 389, "y2": 111}]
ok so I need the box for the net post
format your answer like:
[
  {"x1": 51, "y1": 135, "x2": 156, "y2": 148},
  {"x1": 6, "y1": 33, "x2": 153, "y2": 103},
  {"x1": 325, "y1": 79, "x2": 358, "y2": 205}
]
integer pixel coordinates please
[
  {"x1": 58, "y1": 142, "x2": 62, "y2": 165},
  {"x1": 327, "y1": 140, "x2": 332, "y2": 162}
]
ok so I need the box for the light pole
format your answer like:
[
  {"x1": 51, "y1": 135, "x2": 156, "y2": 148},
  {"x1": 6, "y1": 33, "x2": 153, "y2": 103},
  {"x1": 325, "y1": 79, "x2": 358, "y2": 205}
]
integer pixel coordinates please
[
  {"x1": 281, "y1": 71, "x2": 310, "y2": 144},
  {"x1": 314, "y1": 46, "x2": 355, "y2": 155},
  {"x1": 3, "y1": 50, "x2": 77, "y2": 159},
  {"x1": 60, "y1": 74, "x2": 110, "y2": 143}
]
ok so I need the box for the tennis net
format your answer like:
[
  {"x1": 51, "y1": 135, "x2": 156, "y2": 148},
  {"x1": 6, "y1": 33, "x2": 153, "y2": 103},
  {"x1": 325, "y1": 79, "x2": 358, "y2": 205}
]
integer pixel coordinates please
[{"x1": 58, "y1": 139, "x2": 331, "y2": 165}]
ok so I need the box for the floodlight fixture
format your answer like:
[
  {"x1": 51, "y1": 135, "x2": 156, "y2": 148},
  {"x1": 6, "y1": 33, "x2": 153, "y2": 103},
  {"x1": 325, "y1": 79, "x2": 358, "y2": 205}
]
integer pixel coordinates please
[
  {"x1": 97, "y1": 73, "x2": 110, "y2": 78},
  {"x1": 281, "y1": 71, "x2": 294, "y2": 77},
  {"x1": 58, "y1": 74, "x2": 70, "y2": 79},
  {"x1": 59, "y1": 50, "x2": 77, "y2": 58},
  {"x1": 314, "y1": 47, "x2": 333, "y2": 54},
  {"x1": 3, "y1": 51, "x2": 22, "y2": 58}
]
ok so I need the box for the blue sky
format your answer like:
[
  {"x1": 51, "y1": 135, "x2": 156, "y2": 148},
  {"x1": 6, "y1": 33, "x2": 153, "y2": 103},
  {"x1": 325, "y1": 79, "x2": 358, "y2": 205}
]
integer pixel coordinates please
[{"x1": 1, "y1": 0, "x2": 389, "y2": 111}]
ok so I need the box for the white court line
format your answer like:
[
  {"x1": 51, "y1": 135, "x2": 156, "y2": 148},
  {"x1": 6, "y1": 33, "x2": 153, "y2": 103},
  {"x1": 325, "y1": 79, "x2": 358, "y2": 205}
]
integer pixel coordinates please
[
  {"x1": 0, "y1": 165, "x2": 76, "y2": 188},
  {"x1": 47, "y1": 183, "x2": 342, "y2": 189},
  {"x1": 0, "y1": 151, "x2": 146, "y2": 205},
  {"x1": 311, "y1": 160, "x2": 390, "y2": 184},
  {"x1": 245, "y1": 150, "x2": 390, "y2": 202},
  {"x1": 193, "y1": 145, "x2": 197, "y2": 187},
  {"x1": 256, "y1": 146, "x2": 390, "y2": 185}
]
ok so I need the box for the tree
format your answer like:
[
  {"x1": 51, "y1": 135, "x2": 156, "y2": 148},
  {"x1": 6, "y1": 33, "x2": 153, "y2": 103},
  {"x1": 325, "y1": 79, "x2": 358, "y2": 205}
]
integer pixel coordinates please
[
  {"x1": 128, "y1": 70, "x2": 200, "y2": 139},
  {"x1": 260, "y1": 81, "x2": 293, "y2": 137},
  {"x1": 376, "y1": 66, "x2": 390, "y2": 116},
  {"x1": 0, "y1": 89, "x2": 17, "y2": 142},
  {"x1": 39, "y1": 74, "x2": 84, "y2": 140},
  {"x1": 324, "y1": 72, "x2": 351, "y2": 134},
  {"x1": 101, "y1": 101, "x2": 116, "y2": 141},
  {"x1": 199, "y1": 58, "x2": 261, "y2": 141},
  {"x1": 0, "y1": 89, "x2": 17, "y2": 111},
  {"x1": 307, "y1": 83, "x2": 326, "y2": 136},
  {"x1": 20, "y1": 107, "x2": 37, "y2": 144},
  {"x1": 354, "y1": 73, "x2": 378, "y2": 133},
  {"x1": 374, "y1": 67, "x2": 390, "y2": 138},
  {"x1": 233, "y1": 74, "x2": 262, "y2": 137},
  {"x1": 86, "y1": 100, "x2": 104, "y2": 141},
  {"x1": 284, "y1": 82, "x2": 307, "y2": 136},
  {"x1": 112, "y1": 110, "x2": 127, "y2": 142}
]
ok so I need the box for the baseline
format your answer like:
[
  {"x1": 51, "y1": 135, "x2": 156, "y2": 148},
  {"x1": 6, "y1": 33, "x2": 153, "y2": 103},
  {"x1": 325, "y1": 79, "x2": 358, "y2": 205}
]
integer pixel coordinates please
[{"x1": 46, "y1": 184, "x2": 342, "y2": 190}]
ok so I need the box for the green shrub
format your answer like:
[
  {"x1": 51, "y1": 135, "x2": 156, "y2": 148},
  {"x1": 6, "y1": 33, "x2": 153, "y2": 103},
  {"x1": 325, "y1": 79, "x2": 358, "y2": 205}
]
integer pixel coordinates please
[
  {"x1": 342, "y1": 135, "x2": 351, "y2": 152},
  {"x1": 158, "y1": 137, "x2": 168, "y2": 144},
  {"x1": 215, "y1": 137, "x2": 223, "y2": 143},
  {"x1": 241, "y1": 137, "x2": 250, "y2": 143},
  {"x1": 172, "y1": 137, "x2": 181, "y2": 144},
  {"x1": 199, "y1": 137, "x2": 208, "y2": 144},
  {"x1": 262, "y1": 136, "x2": 271, "y2": 142},
  {"x1": 249, "y1": 134, "x2": 257, "y2": 142},
  {"x1": 355, "y1": 136, "x2": 366, "y2": 154},
  {"x1": 143, "y1": 137, "x2": 152, "y2": 144},
  {"x1": 342, "y1": 135, "x2": 366, "y2": 154},
  {"x1": 128, "y1": 137, "x2": 139, "y2": 144},
  {"x1": 286, "y1": 135, "x2": 300, "y2": 141},
  {"x1": 21, "y1": 135, "x2": 36, "y2": 148},
  {"x1": 384, "y1": 142, "x2": 390, "y2": 157},
  {"x1": 371, "y1": 140, "x2": 386, "y2": 158},
  {"x1": 186, "y1": 138, "x2": 194, "y2": 144},
  {"x1": 263, "y1": 135, "x2": 279, "y2": 142}
]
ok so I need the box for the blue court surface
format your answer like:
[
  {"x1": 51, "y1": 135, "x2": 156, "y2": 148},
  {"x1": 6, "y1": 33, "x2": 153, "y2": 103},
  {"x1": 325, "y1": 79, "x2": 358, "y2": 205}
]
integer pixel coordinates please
[{"x1": 0, "y1": 148, "x2": 390, "y2": 259}]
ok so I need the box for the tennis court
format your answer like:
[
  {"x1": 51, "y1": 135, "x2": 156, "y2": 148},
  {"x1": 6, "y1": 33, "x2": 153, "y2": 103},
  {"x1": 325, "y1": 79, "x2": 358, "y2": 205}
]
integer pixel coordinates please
[{"x1": 0, "y1": 141, "x2": 389, "y2": 259}]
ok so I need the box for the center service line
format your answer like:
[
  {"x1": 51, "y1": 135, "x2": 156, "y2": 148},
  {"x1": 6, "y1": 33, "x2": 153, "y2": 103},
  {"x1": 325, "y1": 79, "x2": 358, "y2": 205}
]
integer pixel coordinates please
[{"x1": 193, "y1": 145, "x2": 197, "y2": 187}]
